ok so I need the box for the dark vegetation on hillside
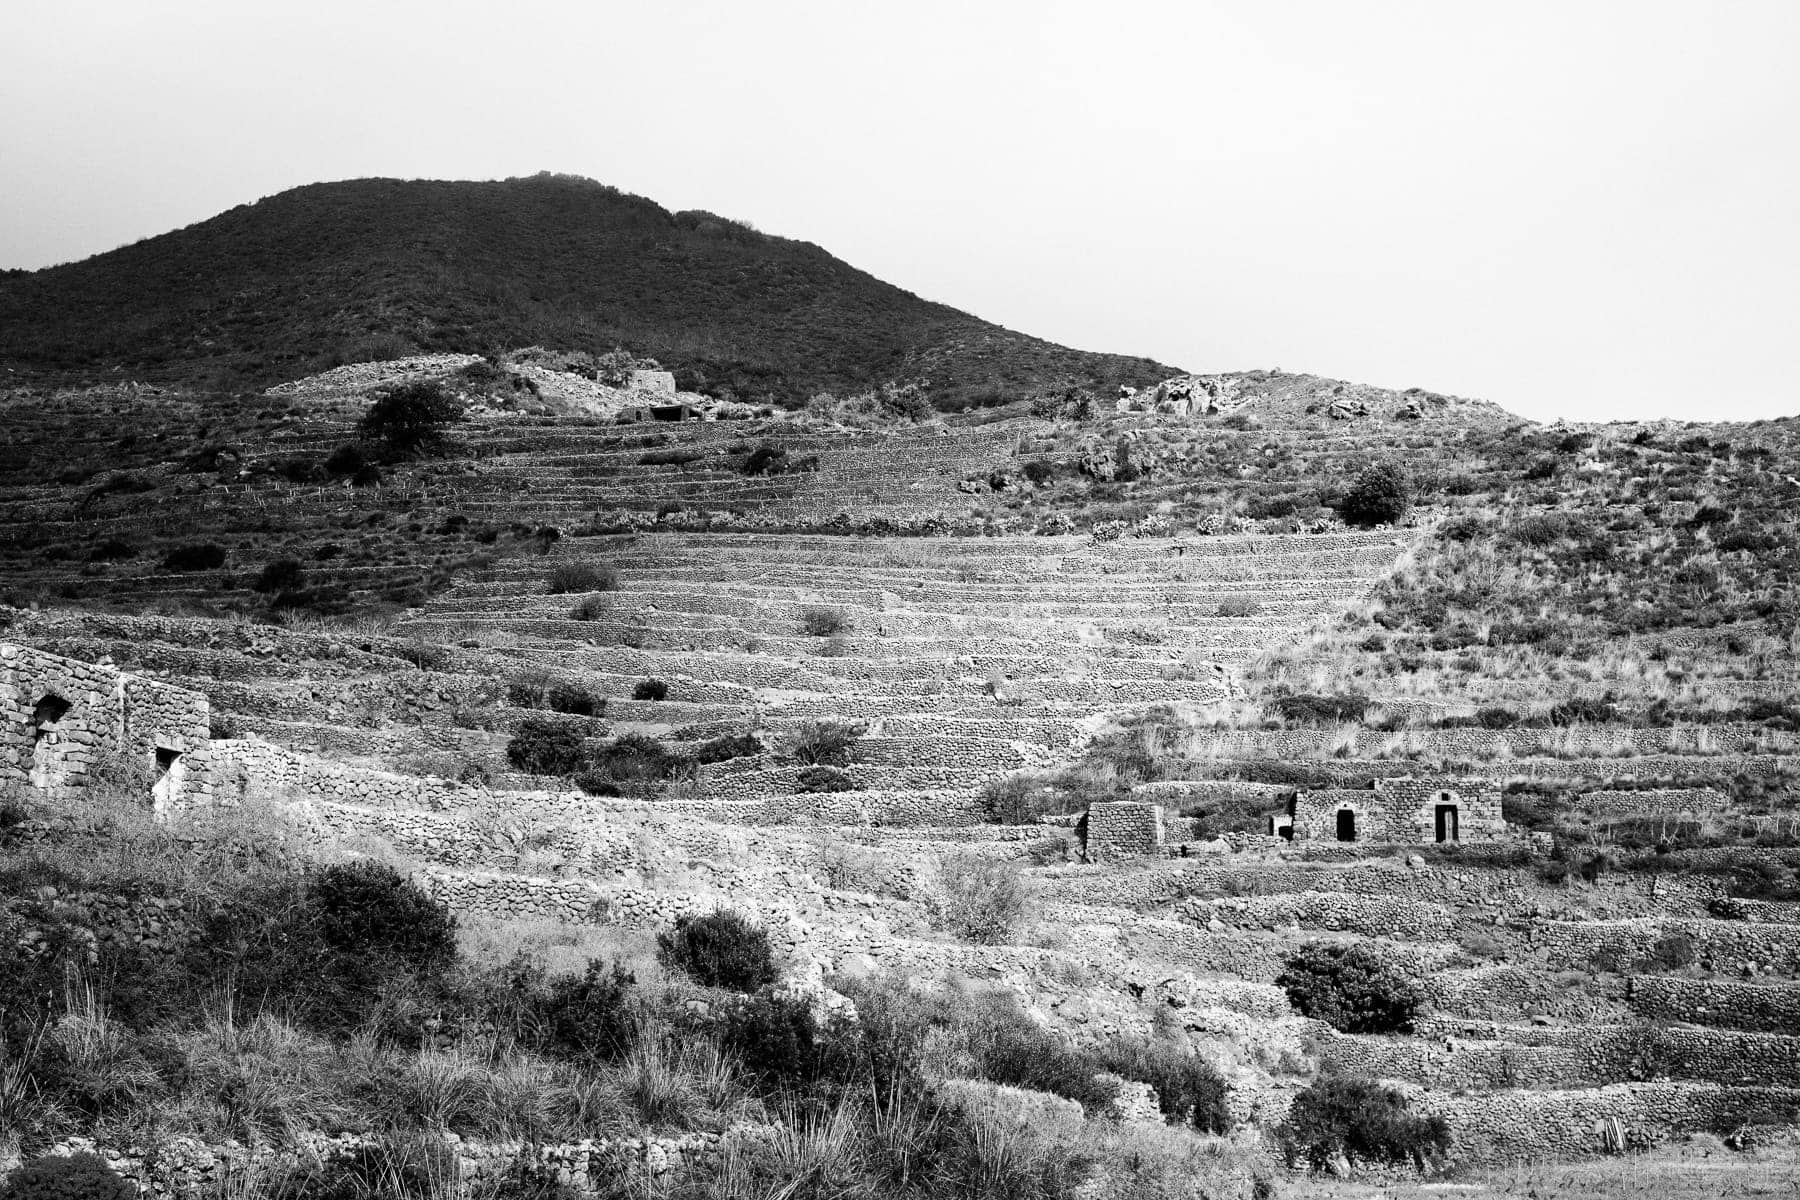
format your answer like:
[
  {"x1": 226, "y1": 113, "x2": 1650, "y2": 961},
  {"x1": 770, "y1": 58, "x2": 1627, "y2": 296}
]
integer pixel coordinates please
[{"x1": 0, "y1": 174, "x2": 1178, "y2": 408}]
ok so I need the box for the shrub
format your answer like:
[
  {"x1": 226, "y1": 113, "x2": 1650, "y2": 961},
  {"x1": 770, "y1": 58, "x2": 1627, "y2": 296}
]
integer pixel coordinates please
[
  {"x1": 1338, "y1": 463, "x2": 1410, "y2": 527},
  {"x1": 162, "y1": 543, "x2": 226, "y2": 571},
  {"x1": 794, "y1": 765, "x2": 855, "y2": 793},
  {"x1": 1272, "y1": 693, "x2": 1370, "y2": 725},
  {"x1": 571, "y1": 771, "x2": 619, "y2": 797},
  {"x1": 1277, "y1": 943, "x2": 1423, "y2": 1034},
  {"x1": 541, "y1": 959, "x2": 637, "y2": 1061},
  {"x1": 935, "y1": 857, "x2": 1031, "y2": 944},
  {"x1": 310, "y1": 860, "x2": 458, "y2": 977},
  {"x1": 506, "y1": 718, "x2": 588, "y2": 776},
  {"x1": 545, "y1": 562, "x2": 618, "y2": 594},
  {"x1": 1022, "y1": 459, "x2": 1056, "y2": 485},
  {"x1": 1279, "y1": 1077, "x2": 1449, "y2": 1171},
  {"x1": 359, "y1": 380, "x2": 464, "y2": 457},
  {"x1": 1549, "y1": 697, "x2": 1619, "y2": 725},
  {"x1": 594, "y1": 734, "x2": 678, "y2": 785},
  {"x1": 0, "y1": 1152, "x2": 136, "y2": 1200},
  {"x1": 799, "y1": 606, "x2": 851, "y2": 637},
  {"x1": 657, "y1": 910, "x2": 778, "y2": 991},
  {"x1": 546, "y1": 684, "x2": 603, "y2": 717},
  {"x1": 252, "y1": 558, "x2": 306, "y2": 594},
  {"x1": 693, "y1": 733, "x2": 762, "y2": 764},
  {"x1": 631, "y1": 678, "x2": 668, "y2": 702},
  {"x1": 324, "y1": 442, "x2": 368, "y2": 477},
  {"x1": 1092, "y1": 1040, "x2": 1230, "y2": 1132},
  {"x1": 965, "y1": 995, "x2": 1117, "y2": 1113},
  {"x1": 87, "y1": 537, "x2": 137, "y2": 562},
  {"x1": 569, "y1": 595, "x2": 610, "y2": 621},
  {"x1": 507, "y1": 670, "x2": 552, "y2": 709},
  {"x1": 1216, "y1": 596, "x2": 1262, "y2": 618},
  {"x1": 741, "y1": 443, "x2": 788, "y2": 475},
  {"x1": 781, "y1": 720, "x2": 864, "y2": 766}
]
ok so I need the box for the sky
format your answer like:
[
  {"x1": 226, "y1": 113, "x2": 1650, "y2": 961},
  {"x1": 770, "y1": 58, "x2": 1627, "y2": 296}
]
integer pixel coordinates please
[{"x1": 3, "y1": 0, "x2": 1797, "y2": 422}]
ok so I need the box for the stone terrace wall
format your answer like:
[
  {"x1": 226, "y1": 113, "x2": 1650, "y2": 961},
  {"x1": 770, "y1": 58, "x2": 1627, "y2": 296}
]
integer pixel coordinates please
[
  {"x1": 1, "y1": 641, "x2": 212, "y2": 810},
  {"x1": 1629, "y1": 976, "x2": 1800, "y2": 1032}
]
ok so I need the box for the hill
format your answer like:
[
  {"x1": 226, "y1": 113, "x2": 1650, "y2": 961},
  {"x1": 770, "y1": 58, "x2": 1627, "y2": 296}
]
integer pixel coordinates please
[{"x1": 0, "y1": 173, "x2": 1180, "y2": 408}]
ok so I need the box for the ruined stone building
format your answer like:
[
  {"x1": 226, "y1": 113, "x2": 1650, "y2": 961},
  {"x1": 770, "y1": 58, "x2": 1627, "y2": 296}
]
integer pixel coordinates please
[
  {"x1": 1274, "y1": 777, "x2": 1504, "y2": 844},
  {"x1": 1, "y1": 642, "x2": 213, "y2": 813}
]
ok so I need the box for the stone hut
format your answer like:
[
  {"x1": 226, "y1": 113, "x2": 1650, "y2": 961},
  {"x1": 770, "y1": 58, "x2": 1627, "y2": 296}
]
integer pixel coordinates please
[
  {"x1": 1279, "y1": 776, "x2": 1502, "y2": 845},
  {"x1": 627, "y1": 369, "x2": 677, "y2": 397},
  {"x1": 1083, "y1": 800, "x2": 1166, "y2": 861},
  {"x1": 1, "y1": 642, "x2": 213, "y2": 814}
]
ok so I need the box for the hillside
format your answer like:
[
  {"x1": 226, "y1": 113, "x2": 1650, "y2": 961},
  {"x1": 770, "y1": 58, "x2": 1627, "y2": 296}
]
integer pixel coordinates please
[
  {"x1": 0, "y1": 174, "x2": 1179, "y2": 408},
  {"x1": 4, "y1": 343, "x2": 1800, "y2": 1195}
]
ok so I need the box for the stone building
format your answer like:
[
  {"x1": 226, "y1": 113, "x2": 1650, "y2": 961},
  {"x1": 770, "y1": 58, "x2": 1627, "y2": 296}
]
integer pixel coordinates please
[
  {"x1": 0, "y1": 642, "x2": 212, "y2": 813},
  {"x1": 1277, "y1": 776, "x2": 1503, "y2": 844},
  {"x1": 1083, "y1": 800, "x2": 1166, "y2": 861}
]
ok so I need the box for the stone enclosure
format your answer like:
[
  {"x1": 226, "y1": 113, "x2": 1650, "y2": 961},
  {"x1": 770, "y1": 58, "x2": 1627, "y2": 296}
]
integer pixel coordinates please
[{"x1": 0, "y1": 642, "x2": 212, "y2": 812}]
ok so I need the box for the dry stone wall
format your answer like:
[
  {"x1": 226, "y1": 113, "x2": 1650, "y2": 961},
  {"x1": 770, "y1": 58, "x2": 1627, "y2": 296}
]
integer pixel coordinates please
[{"x1": 1, "y1": 641, "x2": 212, "y2": 812}]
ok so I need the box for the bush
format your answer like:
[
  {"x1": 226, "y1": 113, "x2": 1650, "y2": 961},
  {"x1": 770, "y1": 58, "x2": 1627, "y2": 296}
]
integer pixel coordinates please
[
  {"x1": 1279, "y1": 1077, "x2": 1449, "y2": 1171},
  {"x1": 505, "y1": 718, "x2": 588, "y2": 776},
  {"x1": 781, "y1": 720, "x2": 864, "y2": 766},
  {"x1": 0, "y1": 1152, "x2": 136, "y2": 1200},
  {"x1": 324, "y1": 442, "x2": 368, "y2": 477},
  {"x1": 541, "y1": 959, "x2": 637, "y2": 1061},
  {"x1": 1022, "y1": 459, "x2": 1056, "y2": 485},
  {"x1": 1092, "y1": 1040, "x2": 1230, "y2": 1132},
  {"x1": 594, "y1": 734, "x2": 678, "y2": 785},
  {"x1": 965, "y1": 995, "x2": 1117, "y2": 1113},
  {"x1": 631, "y1": 678, "x2": 668, "y2": 702},
  {"x1": 1272, "y1": 693, "x2": 1370, "y2": 725},
  {"x1": 571, "y1": 770, "x2": 619, "y2": 797},
  {"x1": 794, "y1": 765, "x2": 856, "y2": 793},
  {"x1": 252, "y1": 558, "x2": 306, "y2": 594},
  {"x1": 309, "y1": 861, "x2": 458, "y2": 978},
  {"x1": 1216, "y1": 596, "x2": 1262, "y2": 618},
  {"x1": 693, "y1": 733, "x2": 762, "y2": 764},
  {"x1": 799, "y1": 606, "x2": 851, "y2": 637},
  {"x1": 741, "y1": 443, "x2": 788, "y2": 475},
  {"x1": 359, "y1": 381, "x2": 464, "y2": 457},
  {"x1": 1277, "y1": 943, "x2": 1423, "y2": 1034},
  {"x1": 656, "y1": 910, "x2": 778, "y2": 991},
  {"x1": 546, "y1": 684, "x2": 603, "y2": 717},
  {"x1": 569, "y1": 595, "x2": 610, "y2": 621},
  {"x1": 162, "y1": 543, "x2": 226, "y2": 571},
  {"x1": 1338, "y1": 463, "x2": 1411, "y2": 527},
  {"x1": 87, "y1": 537, "x2": 137, "y2": 562},
  {"x1": 1549, "y1": 697, "x2": 1619, "y2": 725},
  {"x1": 545, "y1": 562, "x2": 618, "y2": 594},
  {"x1": 935, "y1": 857, "x2": 1031, "y2": 944}
]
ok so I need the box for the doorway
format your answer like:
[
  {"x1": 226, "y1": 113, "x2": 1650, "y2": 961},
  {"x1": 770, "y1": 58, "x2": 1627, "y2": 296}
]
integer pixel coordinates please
[
  {"x1": 1435, "y1": 803, "x2": 1460, "y2": 843},
  {"x1": 1335, "y1": 809, "x2": 1357, "y2": 842},
  {"x1": 28, "y1": 696, "x2": 72, "y2": 789},
  {"x1": 152, "y1": 748, "x2": 183, "y2": 815}
]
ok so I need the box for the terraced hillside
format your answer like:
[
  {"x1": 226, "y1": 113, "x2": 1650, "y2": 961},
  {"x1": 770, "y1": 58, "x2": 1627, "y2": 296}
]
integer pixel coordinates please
[{"x1": 5, "y1": 359, "x2": 1800, "y2": 1194}]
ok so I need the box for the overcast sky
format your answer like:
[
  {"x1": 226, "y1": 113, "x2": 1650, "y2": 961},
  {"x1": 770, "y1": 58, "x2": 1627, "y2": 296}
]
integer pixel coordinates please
[{"x1": 4, "y1": 1, "x2": 1796, "y2": 422}]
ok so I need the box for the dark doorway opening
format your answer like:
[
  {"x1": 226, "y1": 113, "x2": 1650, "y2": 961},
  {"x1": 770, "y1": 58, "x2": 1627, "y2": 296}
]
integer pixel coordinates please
[
  {"x1": 29, "y1": 695, "x2": 72, "y2": 789},
  {"x1": 1335, "y1": 809, "x2": 1356, "y2": 842},
  {"x1": 1435, "y1": 803, "x2": 1459, "y2": 843}
]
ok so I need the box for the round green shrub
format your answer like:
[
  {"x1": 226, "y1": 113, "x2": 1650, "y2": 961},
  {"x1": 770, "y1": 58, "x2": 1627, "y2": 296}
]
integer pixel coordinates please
[
  {"x1": 1277, "y1": 943, "x2": 1423, "y2": 1034},
  {"x1": 506, "y1": 718, "x2": 588, "y2": 776},
  {"x1": 310, "y1": 861, "x2": 458, "y2": 975},
  {"x1": 657, "y1": 910, "x2": 777, "y2": 991},
  {"x1": 0, "y1": 1152, "x2": 136, "y2": 1200},
  {"x1": 1338, "y1": 462, "x2": 1411, "y2": 528}
]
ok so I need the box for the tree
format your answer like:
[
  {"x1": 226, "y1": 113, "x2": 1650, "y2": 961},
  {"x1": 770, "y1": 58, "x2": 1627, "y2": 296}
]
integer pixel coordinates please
[
  {"x1": 359, "y1": 380, "x2": 464, "y2": 457},
  {"x1": 1339, "y1": 462, "x2": 1411, "y2": 527}
]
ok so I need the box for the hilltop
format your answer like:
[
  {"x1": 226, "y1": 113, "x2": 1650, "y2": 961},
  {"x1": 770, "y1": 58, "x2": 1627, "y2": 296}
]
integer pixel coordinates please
[{"x1": 0, "y1": 173, "x2": 1179, "y2": 408}]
